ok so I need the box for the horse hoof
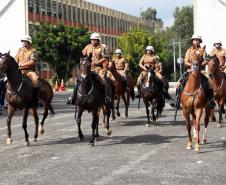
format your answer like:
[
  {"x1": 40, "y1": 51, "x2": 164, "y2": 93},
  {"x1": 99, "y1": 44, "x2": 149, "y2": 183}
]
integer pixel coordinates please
[
  {"x1": 79, "y1": 136, "x2": 84, "y2": 141},
  {"x1": 202, "y1": 139, "x2": 207, "y2": 144},
  {"x1": 102, "y1": 124, "x2": 106, "y2": 128},
  {"x1": 6, "y1": 138, "x2": 12, "y2": 144},
  {"x1": 146, "y1": 123, "x2": 150, "y2": 127},
  {"x1": 107, "y1": 129, "x2": 112, "y2": 136},
  {"x1": 217, "y1": 123, "x2": 222, "y2": 128},
  {"x1": 117, "y1": 113, "x2": 120, "y2": 117},
  {"x1": 25, "y1": 141, "x2": 30, "y2": 146},
  {"x1": 211, "y1": 117, "x2": 216, "y2": 122},
  {"x1": 33, "y1": 138, "x2": 37, "y2": 142},
  {"x1": 195, "y1": 145, "x2": 200, "y2": 152},
  {"x1": 186, "y1": 142, "x2": 192, "y2": 150},
  {"x1": 39, "y1": 128, "x2": 44, "y2": 135},
  {"x1": 112, "y1": 115, "x2": 116, "y2": 120},
  {"x1": 88, "y1": 142, "x2": 94, "y2": 147}
]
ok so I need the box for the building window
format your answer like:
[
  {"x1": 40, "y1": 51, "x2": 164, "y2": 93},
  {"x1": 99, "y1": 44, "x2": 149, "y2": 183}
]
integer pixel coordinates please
[
  {"x1": 63, "y1": 4, "x2": 67, "y2": 20},
  {"x1": 68, "y1": 5, "x2": 72, "y2": 21},
  {"x1": 77, "y1": 8, "x2": 80, "y2": 23},
  {"x1": 40, "y1": 0, "x2": 45, "y2": 15},
  {"x1": 52, "y1": 1, "x2": 57, "y2": 17},
  {"x1": 58, "y1": 3, "x2": 62, "y2": 19},
  {"x1": 28, "y1": 0, "x2": 34, "y2": 12},
  {"x1": 47, "y1": 0, "x2": 51, "y2": 16}
]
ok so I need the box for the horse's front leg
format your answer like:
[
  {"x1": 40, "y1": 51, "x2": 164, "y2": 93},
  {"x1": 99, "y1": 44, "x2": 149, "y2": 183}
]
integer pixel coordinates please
[
  {"x1": 105, "y1": 105, "x2": 112, "y2": 136},
  {"x1": 32, "y1": 108, "x2": 39, "y2": 142},
  {"x1": 116, "y1": 95, "x2": 121, "y2": 117},
  {"x1": 6, "y1": 105, "x2": 15, "y2": 144},
  {"x1": 194, "y1": 109, "x2": 203, "y2": 152},
  {"x1": 183, "y1": 109, "x2": 192, "y2": 150},
  {"x1": 89, "y1": 109, "x2": 99, "y2": 146},
  {"x1": 217, "y1": 102, "x2": 223, "y2": 127},
  {"x1": 143, "y1": 99, "x2": 151, "y2": 127},
  {"x1": 76, "y1": 107, "x2": 84, "y2": 141},
  {"x1": 22, "y1": 108, "x2": 30, "y2": 146},
  {"x1": 121, "y1": 93, "x2": 128, "y2": 118}
]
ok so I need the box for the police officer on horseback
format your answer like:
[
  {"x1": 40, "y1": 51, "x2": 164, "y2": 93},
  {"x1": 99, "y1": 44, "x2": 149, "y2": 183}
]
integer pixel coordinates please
[
  {"x1": 137, "y1": 45, "x2": 171, "y2": 99},
  {"x1": 15, "y1": 35, "x2": 39, "y2": 103},
  {"x1": 170, "y1": 34, "x2": 216, "y2": 109},
  {"x1": 68, "y1": 32, "x2": 115, "y2": 105},
  {"x1": 111, "y1": 49, "x2": 129, "y2": 90}
]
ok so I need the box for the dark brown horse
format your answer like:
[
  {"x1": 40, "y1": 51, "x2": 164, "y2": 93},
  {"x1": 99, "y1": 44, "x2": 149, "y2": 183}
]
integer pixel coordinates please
[
  {"x1": 139, "y1": 67, "x2": 165, "y2": 126},
  {"x1": 0, "y1": 52, "x2": 54, "y2": 145},
  {"x1": 109, "y1": 62, "x2": 135, "y2": 118},
  {"x1": 74, "y1": 55, "x2": 112, "y2": 146},
  {"x1": 208, "y1": 55, "x2": 226, "y2": 127},
  {"x1": 180, "y1": 50, "x2": 211, "y2": 152}
]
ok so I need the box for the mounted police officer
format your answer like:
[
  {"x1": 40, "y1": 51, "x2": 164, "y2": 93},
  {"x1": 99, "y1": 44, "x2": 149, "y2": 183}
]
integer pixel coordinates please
[
  {"x1": 170, "y1": 34, "x2": 216, "y2": 109},
  {"x1": 111, "y1": 49, "x2": 129, "y2": 89},
  {"x1": 209, "y1": 41, "x2": 226, "y2": 72},
  {"x1": 15, "y1": 35, "x2": 39, "y2": 103}
]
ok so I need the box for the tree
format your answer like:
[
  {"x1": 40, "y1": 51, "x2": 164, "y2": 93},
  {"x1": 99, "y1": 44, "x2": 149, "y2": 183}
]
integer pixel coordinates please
[
  {"x1": 117, "y1": 29, "x2": 171, "y2": 79},
  {"x1": 141, "y1": 7, "x2": 157, "y2": 20},
  {"x1": 32, "y1": 23, "x2": 90, "y2": 83}
]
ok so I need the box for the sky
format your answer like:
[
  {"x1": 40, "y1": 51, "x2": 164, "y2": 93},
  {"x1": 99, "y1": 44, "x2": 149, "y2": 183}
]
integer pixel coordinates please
[{"x1": 86, "y1": 0, "x2": 192, "y2": 27}]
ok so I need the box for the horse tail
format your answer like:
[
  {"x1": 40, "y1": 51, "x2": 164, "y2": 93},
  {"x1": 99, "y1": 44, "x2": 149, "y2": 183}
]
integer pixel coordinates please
[{"x1": 130, "y1": 88, "x2": 135, "y2": 101}]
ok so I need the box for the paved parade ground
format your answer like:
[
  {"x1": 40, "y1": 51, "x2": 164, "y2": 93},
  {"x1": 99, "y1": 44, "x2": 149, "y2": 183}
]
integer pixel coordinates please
[{"x1": 0, "y1": 91, "x2": 226, "y2": 185}]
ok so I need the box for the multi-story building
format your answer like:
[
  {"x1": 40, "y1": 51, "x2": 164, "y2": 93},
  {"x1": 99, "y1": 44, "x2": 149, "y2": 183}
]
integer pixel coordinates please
[
  {"x1": 0, "y1": 0, "x2": 156, "y2": 79},
  {"x1": 28, "y1": 0, "x2": 155, "y2": 51}
]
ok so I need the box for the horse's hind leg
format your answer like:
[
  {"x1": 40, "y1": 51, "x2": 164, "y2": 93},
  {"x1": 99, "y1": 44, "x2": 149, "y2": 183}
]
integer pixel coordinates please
[
  {"x1": 39, "y1": 105, "x2": 48, "y2": 135},
  {"x1": 193, "y1": 109, "x2": 203, "y2": 152},
  {"x1": 89, "y1": 109, "x2": 99, "y2": 146},
  {"x1": 6, "y1": 106, "x2": 16, "y2": 144},
  {"x1": 32, "y1": 108, "x2": 39, "y2": 142},
  {"x1": 122, "y1": 93, "x2": 128, "y2": 118},
  {"x1": 105, "y1": 105, "x2": 112, "y2": 136},
  {"x1": 217, "y1": 103, "x2": 223, "y2": 128},
  {"x1": 22, "y1": 108, "x2": 30, "y2": 146},
  {"x1": 202, "y1": 107, "x2": 211, "y2": 144}
]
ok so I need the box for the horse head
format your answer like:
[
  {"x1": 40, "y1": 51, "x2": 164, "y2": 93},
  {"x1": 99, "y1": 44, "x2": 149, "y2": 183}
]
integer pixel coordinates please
[
  {"x1": 190, "y1": 50, "x2": 203, "y2": 73},
  {"x1": 0, "y1": 51, "x2": 18, "y2": 75},
  {"x1": 208, "y1": 55, "x2": 220, "y2": 79},
  {"x1": 80, "y1": 53, "x2": 92, "y2": 79}
]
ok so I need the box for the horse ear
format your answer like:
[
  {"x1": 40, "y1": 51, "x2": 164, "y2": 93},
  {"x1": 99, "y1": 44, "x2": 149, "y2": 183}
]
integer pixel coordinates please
[{"x1": 7, "y1": 50, "x2": 10, "y2": 55}]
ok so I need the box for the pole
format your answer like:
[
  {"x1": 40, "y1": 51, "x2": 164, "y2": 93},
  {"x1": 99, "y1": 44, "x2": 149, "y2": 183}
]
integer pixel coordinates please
[
  {"x1": 179, "y1": 36, "x2": 182, "y2": 76},
  {"x1": 173, "y1": 39, "x2": 176, "y2": 82}
]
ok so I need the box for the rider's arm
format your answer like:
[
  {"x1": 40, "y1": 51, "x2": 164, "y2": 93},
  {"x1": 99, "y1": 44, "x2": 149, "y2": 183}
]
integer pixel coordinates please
[
  {"x1": 139, "y1": 55, "x2": 147, "y2": 71},
  {"x1": 124, "y1": 60, "x2": 129, "y2": 72},
  {"x1": 20, "y1": 52, "x2": 37, "y2": 68}
]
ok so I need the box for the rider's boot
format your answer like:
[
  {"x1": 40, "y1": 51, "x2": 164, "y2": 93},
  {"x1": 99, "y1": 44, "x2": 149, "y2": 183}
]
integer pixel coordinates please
[
  {"x1": 163, "y1": 87, "x2": 171, "y2": 100},
  {"x1": 67, "y1": 82, "x2": 78, "y2": 105},
  {"x1": 170, "y1": 87, "x2": 180, "y2": 109}
]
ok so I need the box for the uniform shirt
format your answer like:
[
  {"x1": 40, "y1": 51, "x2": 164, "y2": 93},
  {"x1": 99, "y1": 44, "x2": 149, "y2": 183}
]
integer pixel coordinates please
[
  {"x1": 139, "y1": 54, "x2": 157, "y2": 69},
  {"x1": 184, "y1": 46, "x2": 206, "y2": 67},
  {"x1": 112, "y1": 57, "x2": 128, "y2": 70},
  {"x1": 82, "y1": 43, "x2": 108, "y2": 64},
  {"x1": 15, "y1": 47, "x2": 37, "y2": 70},
  {"x1": 209, "y1": 47, "x2": 226, "y2": 67}
]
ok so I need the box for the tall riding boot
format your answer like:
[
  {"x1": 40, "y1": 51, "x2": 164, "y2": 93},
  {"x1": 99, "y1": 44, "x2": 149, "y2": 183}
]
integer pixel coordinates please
[
  {"x1": 136, "y1": 82, "x2": 141, "y2": 98},
  {"x1": 163, "y1": 87, "x2": 171, "y2": 100},
  {"x1": 208, "y1": 88, "x2": 216, "y2": 109},
  {"x1": 67, "y1": 82, "x2": 78, "y2": 105},
  {"x1": 170, "y1": 87, "x2": 180, "y2": 109}
]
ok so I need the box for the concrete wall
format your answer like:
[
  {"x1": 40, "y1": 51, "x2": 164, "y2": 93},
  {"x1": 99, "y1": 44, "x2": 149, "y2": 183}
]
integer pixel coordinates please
[
  {"x1": 194, "y1": 0, "x2": 226, "y2": 53},
  {"x1": 0, "y1": 0, "x2": 28, "y2": 56}
]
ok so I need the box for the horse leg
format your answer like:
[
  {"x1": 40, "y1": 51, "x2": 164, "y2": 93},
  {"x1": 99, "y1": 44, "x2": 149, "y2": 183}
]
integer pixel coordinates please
[
  {"x1": 76, "y1": 107, "x2": 84, "y2": 141},
  {"x1": 202, "y1": 107, "x2": 211, "y2": 144},
  {"x1": 22, "y1": 108, "x2": 30, "y2": 146},
  {"x1": 6, "y1": 106, "x2": 16, "y2": 144},
  {"x1": 126, "y1": 90, "x2": 130, "y2": 115},
  {"x1": 183, "y1": 109, "x2": 192, "y2": 150},
  {"x1": 194, "y1": 109, "x2": 203, "y2": 152},
  {"x1": 151, "y1": 102, "x2": 157, "y2": 124},
  {"x1": 217, "y1": 102, "x2": 223, "y2": 128},
  {"x1": 89, "y1": 109, "x2": 99, "y2": 146},
  {"x1": 106, "y1": 105, "x2": 112, "y2": 136},
  {"x1": 144, "y1": 99, "x2": 151, "y2": 127},
  {"x1": 116, "y1": 95, "x2": 120, "y2": 117},
  {"x1": 32, "y1": 108, "x2": 39, "y2": 142},
  {"x1": 122, "y1": 93, "x2": 128, "y2": 118},
  {"x1": 39, "y1": 104, "x2": 48, "y2": 135}
]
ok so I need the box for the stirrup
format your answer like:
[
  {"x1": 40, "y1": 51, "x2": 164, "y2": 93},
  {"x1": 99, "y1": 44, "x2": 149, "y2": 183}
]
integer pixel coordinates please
[
  {"x1": 105, "y1": 96, "x2": 111, "y2": 104},
  {"x1": 208, "y1": 99, "x2": 216, "y2": 109}
]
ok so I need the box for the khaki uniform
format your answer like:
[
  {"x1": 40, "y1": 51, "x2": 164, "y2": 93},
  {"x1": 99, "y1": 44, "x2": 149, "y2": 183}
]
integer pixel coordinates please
[
  {"x1": 137, "y1": 54, "x2": 158, "y2": 84},
  {"x1": 15, "y1": 47, "x2": 39, "y2": 87},
  {"x1": 82, "y1": 43, "x2": 115, "y2": 83},
  {"x1": 112, "y1": 57, "x2": 128, "y2": 78},
  {"x1": 184, "y1": 46, "x2": 206, "y2": 66},
  {"x1": 155, "y1": 63, "x2": 163, "y2": 80},
  {"x1": 209, "y1": 47, "x2": 226, "y2": 72}
]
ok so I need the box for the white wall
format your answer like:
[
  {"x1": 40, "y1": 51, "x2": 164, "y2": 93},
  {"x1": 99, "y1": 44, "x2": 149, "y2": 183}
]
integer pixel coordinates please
[
  {"x1": 194, "y1": 0, "x2": 226, "y2": 53},
  {"x1": 0, "y1": 0, "x2": 27, "y2": 57}
]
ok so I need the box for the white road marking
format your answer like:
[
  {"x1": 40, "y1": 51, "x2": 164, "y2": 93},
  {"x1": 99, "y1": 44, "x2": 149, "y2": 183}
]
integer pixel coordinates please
[
  {"x1": 197, "y1": 161, "x2": 203, "y2": 164},
  {"x1": 51, "y1": 157, "x2": 60, "y2": 160}
]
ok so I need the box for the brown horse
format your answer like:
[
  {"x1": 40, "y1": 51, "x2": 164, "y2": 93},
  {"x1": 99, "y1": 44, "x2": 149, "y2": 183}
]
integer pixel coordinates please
[
  {"x1": 208, "y1": 55, "x2": 226, "y2": 127},
  {"x1": 180, "y1": 50, "x2": 211, "y2": 152},
  {"x1": 0, "y1": 52, "x2": 54, "y2": 145},
  {"x1": 109, "y1": 62, "x2": 135, "y2": 118}
]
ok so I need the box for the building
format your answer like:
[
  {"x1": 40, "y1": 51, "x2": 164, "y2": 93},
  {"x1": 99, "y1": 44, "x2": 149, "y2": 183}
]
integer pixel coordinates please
[
  {"x1": 0, "y1": 0, "x2": 156, "y2": 79},
  {"x1": 193, "y1": 0, "x2": 226, "y2": 53}
]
